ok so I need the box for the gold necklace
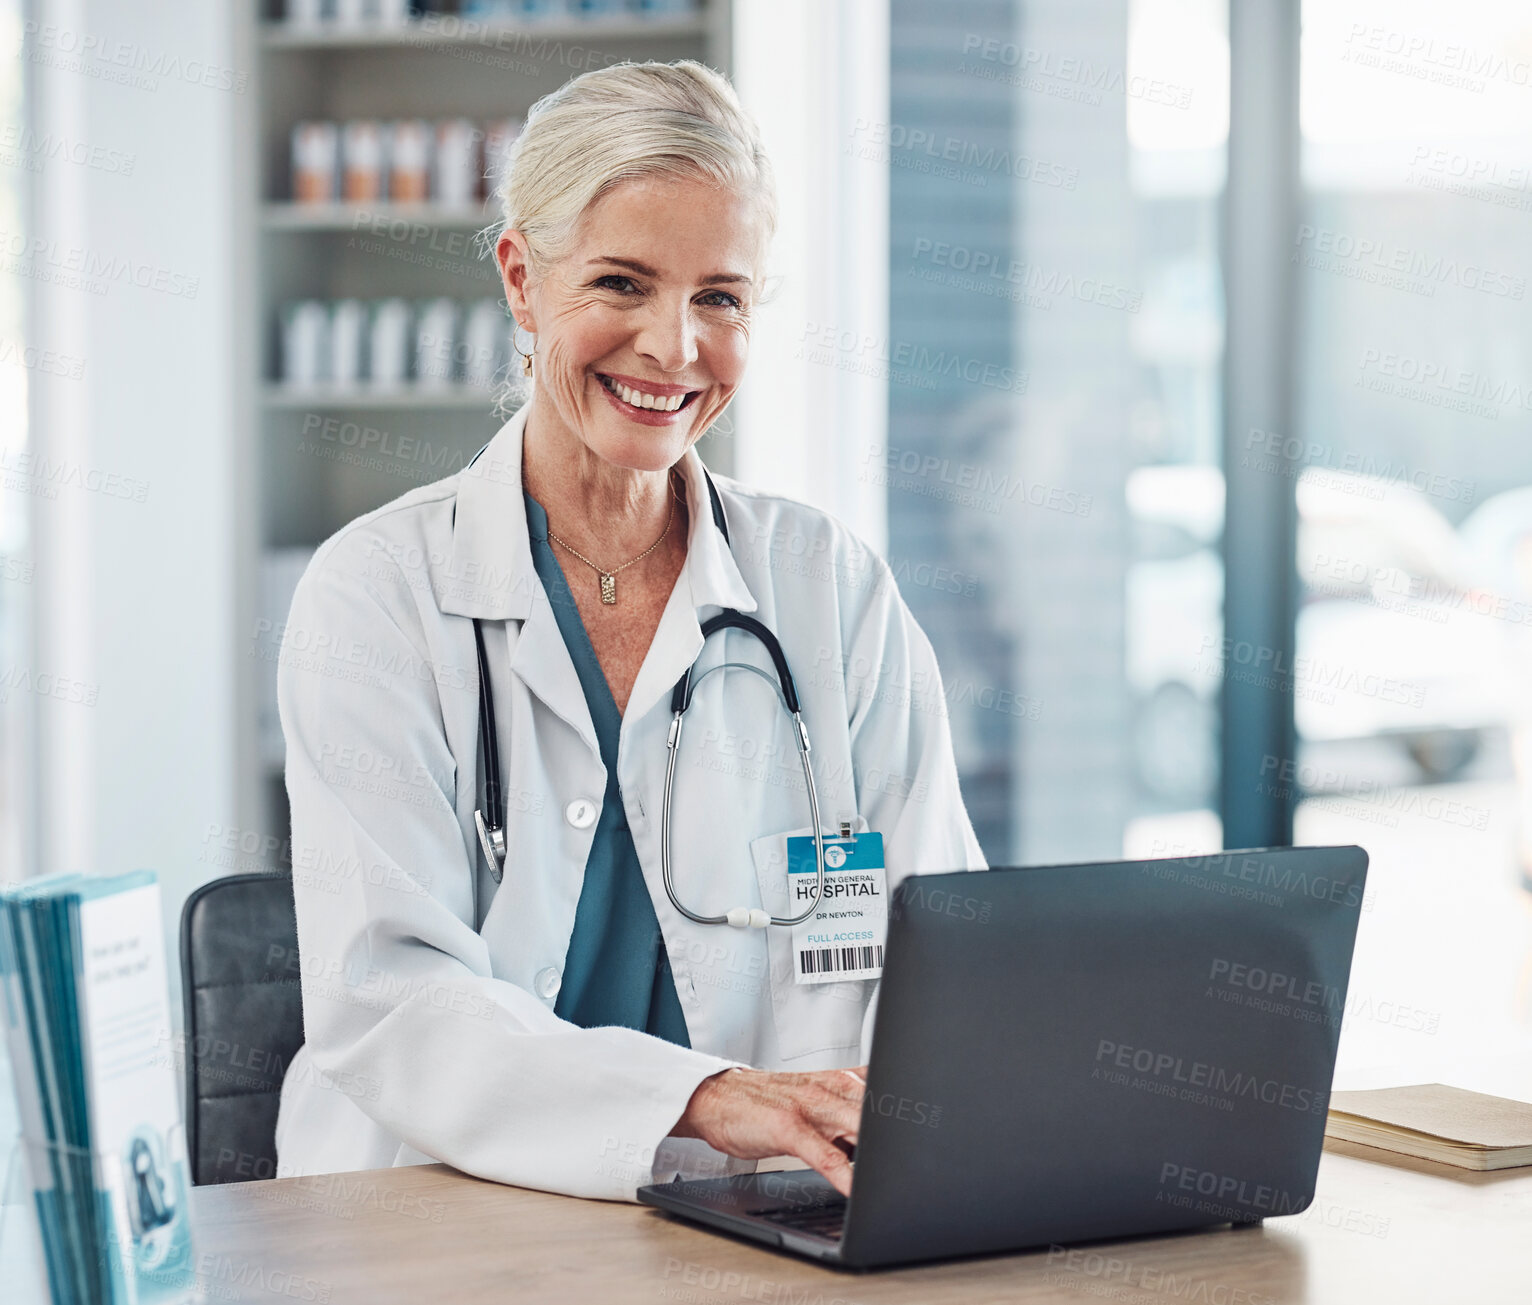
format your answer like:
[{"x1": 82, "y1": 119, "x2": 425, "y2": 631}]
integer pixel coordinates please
[{"x1": 545, "y1": 471, "x2": 683, "y2": 605}]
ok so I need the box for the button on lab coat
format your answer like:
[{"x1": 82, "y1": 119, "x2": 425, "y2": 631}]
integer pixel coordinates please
[{"x1": 273, "y1": 402, "x2": 987, "y2": 1200}]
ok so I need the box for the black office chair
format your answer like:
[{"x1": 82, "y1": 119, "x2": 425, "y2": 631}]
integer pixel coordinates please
[{"x1": 179, "y1": 871, "x2": 305, "y2": 1185}]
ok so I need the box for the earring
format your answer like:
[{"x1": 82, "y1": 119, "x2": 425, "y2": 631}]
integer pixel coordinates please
[{"x1": 512, "y1": 322, "x2": 536, "y2": 378}]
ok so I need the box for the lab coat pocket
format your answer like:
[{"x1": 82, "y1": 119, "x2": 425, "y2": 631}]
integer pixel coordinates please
[{"x1": 749, "y1": 821, "x2": 872, "y2": 1063}]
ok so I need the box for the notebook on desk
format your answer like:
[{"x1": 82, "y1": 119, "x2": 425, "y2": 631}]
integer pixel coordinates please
[
  {"x1": 640, "y1": 845, "x2": 1370, "y2": 1269},
  {"x1": 1326, "y1": 1084, "x2": 1532, "y2": 1170}
]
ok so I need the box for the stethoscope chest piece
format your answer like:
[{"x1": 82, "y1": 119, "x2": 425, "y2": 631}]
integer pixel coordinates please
[{"x1": 476, "y1": 809, "x2": 506, "y2": 884}]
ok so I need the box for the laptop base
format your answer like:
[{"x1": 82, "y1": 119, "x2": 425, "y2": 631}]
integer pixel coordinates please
[{"x1": 638, "y1": 1171, "x2": 847, "y2": 1265}]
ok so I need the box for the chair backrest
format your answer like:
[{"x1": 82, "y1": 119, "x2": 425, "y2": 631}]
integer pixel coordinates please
[{"x1": 179, "y1": 872, "x2": 304, "y2": 1185}]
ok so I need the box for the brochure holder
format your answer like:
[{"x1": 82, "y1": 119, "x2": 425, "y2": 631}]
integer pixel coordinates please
[{"x1": 0, "y1": 1124, "x2": 198, "y2": 1305}]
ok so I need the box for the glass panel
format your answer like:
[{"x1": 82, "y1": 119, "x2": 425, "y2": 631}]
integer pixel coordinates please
[
  {"x1": 0, "y1": 0, "x2": 27, "y2": 1179},
  {"x1": 1297, "y1": 0, "x2": 1532, "y2": 1085},
  {"x1": 0, "y1": 0, "x2": 29, "y2": 886},
  {"x1": 887, "y1": 0, "x2": 1228, "y2": 865}
]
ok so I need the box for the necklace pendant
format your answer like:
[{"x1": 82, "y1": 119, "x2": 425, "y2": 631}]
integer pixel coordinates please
[{"x1": 599, "y1": 572, "x2": 617, "y2": 604}]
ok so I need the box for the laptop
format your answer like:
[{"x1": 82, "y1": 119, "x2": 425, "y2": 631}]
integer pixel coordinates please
[{"x1": 638, "y1": 845, "x2": 1369, "y2": 1269}]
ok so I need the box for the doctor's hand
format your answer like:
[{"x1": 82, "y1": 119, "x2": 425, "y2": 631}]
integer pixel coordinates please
[{"x1": 672, "y1": 1066, "x2": 867, "y2": 1197}]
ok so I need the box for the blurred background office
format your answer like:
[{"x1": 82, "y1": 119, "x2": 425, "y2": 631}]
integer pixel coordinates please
[{"x1": 1, "y1": 0, "x2": 1530, "y2": 1146}]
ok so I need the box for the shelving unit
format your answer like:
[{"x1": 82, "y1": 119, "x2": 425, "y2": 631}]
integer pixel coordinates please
[
  {"x1": 260, "y1": 12, "x2": 708, "y2": 51},
  {"x1": 261, "y1": 201, "x2": 491, "y2": 231},
  {"x1": 262, "y1": 384, "x2": 501, "y2": 410},
  {"x1": 236, "y1": 0, "x2": 732, "y2": 851}
]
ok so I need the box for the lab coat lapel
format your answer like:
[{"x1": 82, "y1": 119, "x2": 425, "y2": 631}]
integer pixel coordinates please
[
  {"x1": 510, "y1": 586, "x2": 601, "y2": 759},
  {"x1": 438, "y1": 405, "x2": 537, "y2": 622},
  {"x1": 440, "y1": 404, "x2": 599, "y2": 759}
]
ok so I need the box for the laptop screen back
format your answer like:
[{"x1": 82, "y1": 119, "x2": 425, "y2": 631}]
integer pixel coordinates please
[{"x1": 841, "y1": 846, "x2": 1368, "y2": 1267}]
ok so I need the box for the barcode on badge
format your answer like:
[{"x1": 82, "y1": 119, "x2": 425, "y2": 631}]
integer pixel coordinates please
[{"x1": 798, "y1": 944, "x2": 884, "y2": 975}]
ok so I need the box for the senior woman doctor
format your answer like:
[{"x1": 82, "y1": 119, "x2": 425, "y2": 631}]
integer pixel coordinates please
[{"x1": 274, "y1": 59, "x2": 985, "y2": 1202}]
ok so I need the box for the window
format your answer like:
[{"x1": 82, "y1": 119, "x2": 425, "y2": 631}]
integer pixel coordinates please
[
  {"x1": 0, "y1": 0, "x2": 31, "y2": 885},
  {"x1": 0, "y1": 0, "x2": 28, "y2": 1179},
  {"x1": 885, "y1": 0, "x2": 1229, "y2": 863},
  {"x1": 1294, "y1": 0, "x2": 1532, "y2": 1081}
]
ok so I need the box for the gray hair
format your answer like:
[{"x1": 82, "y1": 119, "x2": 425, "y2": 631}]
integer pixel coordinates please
[{"x1": 489, "y1": 59, "x2": 777, "y2": 279}]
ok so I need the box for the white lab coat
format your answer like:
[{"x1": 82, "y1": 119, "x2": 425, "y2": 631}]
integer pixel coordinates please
[{"x1": 273, "y1": 401, "x2": 987, "y2": 1201}]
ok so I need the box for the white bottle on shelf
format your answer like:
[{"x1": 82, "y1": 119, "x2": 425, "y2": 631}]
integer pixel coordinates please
[
  {"x1": 463, "y1": 300, "x2": 509, "y2": 389},
  {"x1": 387, "y1": 120, "x2": 433, "y2": 203},
  {"x1": 369, "y1": 299, "x2": 412, "y2": 389},
  {"x1": 341, "y1": 121, "x2": 387, "y2": 203},
  {"x1": 330, "y1": 299, "x2": 369, "y2": 388},
  {"x1": 415, "y1": 298, "x2": 461, "y2": 390},
  {"x1": 284, "y1": 0, "x2": 330, "y2": 28},
  {"x1": 281, "y1": 301, "x2": 331, "y2": 387},
  {"x1": 434, "y1": 119, "x2": 482, "y2": 207},
  {"x1": 291, "y1": 122, "x2": 339, "y2": 205},
  {"x1": 482, "y1": 118, "x2": 524, "y2": 199}
]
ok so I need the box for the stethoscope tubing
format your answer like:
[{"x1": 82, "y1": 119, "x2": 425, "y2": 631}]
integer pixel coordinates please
[
  {"x1": 472, "y1": 617, "x2": 508, "y2": 876},
  {"x1": 659, "y1": 659, "x2": 829, "y2": 927},
  {"x1": 471, "y1": 462, "x2": 829, "y2": 926}
]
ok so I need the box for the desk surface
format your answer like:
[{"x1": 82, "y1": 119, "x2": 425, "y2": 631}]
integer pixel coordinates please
[{"x1": 186, "y1": 1141, "x2": 1531, "y2": 1305}]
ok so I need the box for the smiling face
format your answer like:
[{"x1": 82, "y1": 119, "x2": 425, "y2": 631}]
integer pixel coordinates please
[{"x1": 496, "y1": 171, "x2": 765, "y2": 474}]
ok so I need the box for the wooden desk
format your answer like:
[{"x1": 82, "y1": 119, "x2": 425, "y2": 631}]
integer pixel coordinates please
[{"x1": 186, "y1": 1141, "x2": 1531, "y2": 1304}]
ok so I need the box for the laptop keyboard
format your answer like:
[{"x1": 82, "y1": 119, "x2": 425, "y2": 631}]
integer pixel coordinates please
[{"x1": 748, "y1": 1197, "x2": 848, "y2": 1242}]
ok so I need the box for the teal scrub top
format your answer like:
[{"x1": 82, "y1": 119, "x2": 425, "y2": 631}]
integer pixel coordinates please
[{"x1": 523, "y1": 490, "x2": 692, "y2": 1047}]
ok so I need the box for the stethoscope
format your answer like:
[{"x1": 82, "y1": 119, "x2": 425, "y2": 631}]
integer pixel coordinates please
[{"x1": 466, "y1": 453, "x2": 829, "y2": 929}]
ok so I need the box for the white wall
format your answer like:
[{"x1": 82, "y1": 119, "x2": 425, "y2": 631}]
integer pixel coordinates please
[{"x1": 26, "y1": 0, "x2": 240, "y2": 1005}]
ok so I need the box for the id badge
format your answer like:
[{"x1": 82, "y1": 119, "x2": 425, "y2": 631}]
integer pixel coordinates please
[{"x1": 786, "y1": 831, "x2": 887, "y2": 985}]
